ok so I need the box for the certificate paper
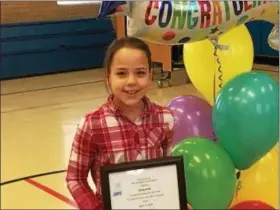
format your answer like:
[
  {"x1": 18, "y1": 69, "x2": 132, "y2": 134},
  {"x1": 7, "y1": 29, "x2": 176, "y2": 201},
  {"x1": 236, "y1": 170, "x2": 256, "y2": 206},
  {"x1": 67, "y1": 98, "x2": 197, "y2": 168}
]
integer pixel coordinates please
[{"x1": 109, "y1": 165, "x2": 180, "y2": 209}]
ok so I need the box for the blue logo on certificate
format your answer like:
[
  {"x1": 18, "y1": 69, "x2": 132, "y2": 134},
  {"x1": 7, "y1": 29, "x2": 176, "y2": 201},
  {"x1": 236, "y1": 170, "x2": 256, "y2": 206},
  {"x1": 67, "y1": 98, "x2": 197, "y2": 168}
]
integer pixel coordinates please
[{"x1": 112, "y1": 182, "x2": 122, "y2": 197}]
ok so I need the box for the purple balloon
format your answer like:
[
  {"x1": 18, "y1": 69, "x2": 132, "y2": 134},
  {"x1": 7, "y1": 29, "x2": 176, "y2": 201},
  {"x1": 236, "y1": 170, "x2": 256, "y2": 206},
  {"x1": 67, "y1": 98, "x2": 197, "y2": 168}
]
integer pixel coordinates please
[{"x1": 166, "y1": 95, "x2": 215, "y2": 145}]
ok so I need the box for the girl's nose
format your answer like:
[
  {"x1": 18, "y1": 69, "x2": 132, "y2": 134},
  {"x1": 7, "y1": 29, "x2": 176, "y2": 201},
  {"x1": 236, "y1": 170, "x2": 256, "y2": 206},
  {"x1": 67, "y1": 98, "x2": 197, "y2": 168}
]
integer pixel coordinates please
[{"x1": 127, "y1": 74, "x2": 137, "y2": 85}]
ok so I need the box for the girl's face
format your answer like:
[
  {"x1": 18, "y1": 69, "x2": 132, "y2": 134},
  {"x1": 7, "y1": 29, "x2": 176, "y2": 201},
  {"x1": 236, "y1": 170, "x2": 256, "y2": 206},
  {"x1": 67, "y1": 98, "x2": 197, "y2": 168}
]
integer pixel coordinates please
[{"x1": 107, "y1": 47, "x2": 152, "y2": 108}]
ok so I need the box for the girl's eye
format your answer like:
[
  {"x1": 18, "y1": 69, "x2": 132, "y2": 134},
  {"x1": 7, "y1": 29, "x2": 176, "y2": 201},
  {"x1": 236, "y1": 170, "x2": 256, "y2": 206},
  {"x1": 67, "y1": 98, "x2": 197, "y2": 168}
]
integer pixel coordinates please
[
  {"x1": 116, "y1": 72, "x2": 126, "y2": 76},
  {"x1": 137, "y1": 71, "x2": 146, "y2": 76}
]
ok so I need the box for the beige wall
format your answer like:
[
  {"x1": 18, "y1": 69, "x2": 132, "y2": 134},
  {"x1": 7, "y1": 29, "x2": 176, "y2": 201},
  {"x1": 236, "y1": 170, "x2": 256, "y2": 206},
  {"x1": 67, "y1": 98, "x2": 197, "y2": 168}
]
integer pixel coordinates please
[{"x1": 1, "y1": 1, "x2": 102, "y2": 24}]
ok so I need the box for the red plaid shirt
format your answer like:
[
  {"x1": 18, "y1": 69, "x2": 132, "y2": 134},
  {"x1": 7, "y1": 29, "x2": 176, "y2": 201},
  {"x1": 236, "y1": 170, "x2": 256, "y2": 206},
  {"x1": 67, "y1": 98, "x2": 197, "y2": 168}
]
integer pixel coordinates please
[{"x1": 66, "y1": 95, "x2": 174, "y2": 210}]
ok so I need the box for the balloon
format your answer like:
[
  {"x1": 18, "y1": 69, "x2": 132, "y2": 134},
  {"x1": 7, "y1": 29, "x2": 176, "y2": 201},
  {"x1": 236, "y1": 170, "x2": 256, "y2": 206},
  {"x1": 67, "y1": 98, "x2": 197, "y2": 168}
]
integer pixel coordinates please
[
  {"x1": 172, "y1": 137, "x2": 237, "y2": 209},
  {"x1": 183, "y1": 24, "x2": 253, "y2": 105},
  {"x1": 268, "y1": 25, "x2": 279, "y2": 51},
  {"x1": 231, "y1": 200, "x2": 275, "y2": 210},
  {"x1": 97, "y1": 1, "x2": 278, "y2": 45},
  {"x1": 166, "y1": 95, "x2": 215, "y2": 145},
  {"x1": 231, "y1": 148, "x2": 279, "y2": 209},
  {"x1": 213, "y1": 72, "x2": 279, "y2": 170},
  {"x1": 273, "y1": 143, "x2": 279, "y2": 152}
]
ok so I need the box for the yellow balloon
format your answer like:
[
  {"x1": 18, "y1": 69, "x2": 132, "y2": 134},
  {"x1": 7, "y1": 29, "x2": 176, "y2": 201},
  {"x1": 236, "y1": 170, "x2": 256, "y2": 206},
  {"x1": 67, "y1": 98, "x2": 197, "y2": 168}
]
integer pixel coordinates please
[
  {"x1": 183, "y1": 24, "x2": 253, "y2": 105},
  {"x1": 273, "y1": 142, "x2": 279, "y2": 152},
  {"x1": 231, "y1": 148, "x2": 279, "y2": 209}
]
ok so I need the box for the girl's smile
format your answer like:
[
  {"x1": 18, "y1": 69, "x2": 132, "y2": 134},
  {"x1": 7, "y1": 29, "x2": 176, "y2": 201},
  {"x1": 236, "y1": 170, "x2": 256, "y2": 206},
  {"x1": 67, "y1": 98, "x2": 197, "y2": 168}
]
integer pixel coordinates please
[{"x1": 123, "y1": 89, "x2": 140, "y2": 95}]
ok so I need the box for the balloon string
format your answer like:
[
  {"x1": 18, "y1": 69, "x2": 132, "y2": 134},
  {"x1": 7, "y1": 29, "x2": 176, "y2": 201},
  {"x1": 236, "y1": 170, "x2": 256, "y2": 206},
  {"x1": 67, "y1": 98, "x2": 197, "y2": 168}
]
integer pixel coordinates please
[
  {"x1": 213, "y1": 46, "x2": 217, "y2": 102},
  {"x1": 235, "y1": 170, "x2": 242, "y2": 197},
  {"x1": 211, "y1": 38, "x2": 229, "y2": 102},
  {"x1": 212, "y1": 45, "x2": 223, "y2": 102},
  {"x1": 213, "y1": 46, "x2": 223, "y2": 91}
]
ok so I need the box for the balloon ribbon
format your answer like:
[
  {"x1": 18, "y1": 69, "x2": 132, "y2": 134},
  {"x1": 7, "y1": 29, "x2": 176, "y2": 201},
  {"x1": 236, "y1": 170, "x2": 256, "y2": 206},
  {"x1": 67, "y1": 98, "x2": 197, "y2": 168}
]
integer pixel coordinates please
[{"x1": 211, "y1": 38, "x2": 229, "y2": 102}]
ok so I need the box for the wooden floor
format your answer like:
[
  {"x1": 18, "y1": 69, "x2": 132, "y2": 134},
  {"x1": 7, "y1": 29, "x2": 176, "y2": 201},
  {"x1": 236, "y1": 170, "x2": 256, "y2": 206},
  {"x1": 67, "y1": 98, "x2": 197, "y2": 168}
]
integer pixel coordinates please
[{"x1": 1, "y1": 67, "x2": 278, "y2": 209}]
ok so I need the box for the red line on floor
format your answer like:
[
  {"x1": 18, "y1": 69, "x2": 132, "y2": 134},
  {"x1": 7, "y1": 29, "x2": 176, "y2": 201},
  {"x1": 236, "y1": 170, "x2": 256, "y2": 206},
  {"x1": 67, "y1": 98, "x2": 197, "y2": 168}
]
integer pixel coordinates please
[{"x1": 25, "y1": 179, "x2": 78, "y2": 209}]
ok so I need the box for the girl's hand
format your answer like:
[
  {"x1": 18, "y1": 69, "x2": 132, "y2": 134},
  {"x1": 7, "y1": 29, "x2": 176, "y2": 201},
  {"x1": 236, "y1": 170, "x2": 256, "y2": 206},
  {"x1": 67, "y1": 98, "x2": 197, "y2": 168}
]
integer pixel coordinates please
[{"x1": 187, "y1": 203, "x2": 193, "y2": 210}]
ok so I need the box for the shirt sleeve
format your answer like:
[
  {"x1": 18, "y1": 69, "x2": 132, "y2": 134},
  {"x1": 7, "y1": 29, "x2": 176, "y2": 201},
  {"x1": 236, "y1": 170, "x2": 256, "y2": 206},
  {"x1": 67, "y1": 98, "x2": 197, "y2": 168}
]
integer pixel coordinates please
[
  {"x1": 162, "y1": 112, "x2": 175, "y2": 157},
  {"x1": 66, "y1": 116, "x2": 102, "y2": 210}
]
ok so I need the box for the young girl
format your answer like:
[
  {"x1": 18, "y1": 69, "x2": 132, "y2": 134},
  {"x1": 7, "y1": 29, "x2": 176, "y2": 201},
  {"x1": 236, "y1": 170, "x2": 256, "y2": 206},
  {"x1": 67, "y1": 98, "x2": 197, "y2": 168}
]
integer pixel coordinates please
[{"x1": 66, "y1": 37, "x2": 189, "y2": 210}]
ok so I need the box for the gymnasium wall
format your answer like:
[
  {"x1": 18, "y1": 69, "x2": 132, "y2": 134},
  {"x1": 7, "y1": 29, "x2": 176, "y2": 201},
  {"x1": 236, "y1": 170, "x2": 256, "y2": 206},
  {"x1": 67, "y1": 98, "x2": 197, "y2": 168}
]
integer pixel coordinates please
[
  {"x1": 0, "y1": 2, "x2": 277, "y2": 80},
  {"x1": 246, "y1": 21, "x2": 278, "y2": 58},
  {"x1": 0, "y1": 1, "x2": 101, "y2": 24},
  {"x1": 0, "y1": 2, "x2": 116, "y2": 80}
]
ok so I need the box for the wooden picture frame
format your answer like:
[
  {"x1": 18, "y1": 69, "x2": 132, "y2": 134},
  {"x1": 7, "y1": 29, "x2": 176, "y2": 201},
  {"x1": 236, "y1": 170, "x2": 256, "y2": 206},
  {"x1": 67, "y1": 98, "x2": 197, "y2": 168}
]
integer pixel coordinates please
[{"x1": 100, "y1": 156, "x2": 188, "y2": 210}]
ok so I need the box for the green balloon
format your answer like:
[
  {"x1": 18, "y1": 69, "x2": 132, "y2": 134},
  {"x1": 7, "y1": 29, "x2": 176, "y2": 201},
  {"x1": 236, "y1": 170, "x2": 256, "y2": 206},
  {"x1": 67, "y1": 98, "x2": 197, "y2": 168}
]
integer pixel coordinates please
[
  {"x1": 172, "y1": 137, "x2": 237, "y2": 209},
  {"x1": 213, "y1": 72, "x2": 279, "y2": 170}
]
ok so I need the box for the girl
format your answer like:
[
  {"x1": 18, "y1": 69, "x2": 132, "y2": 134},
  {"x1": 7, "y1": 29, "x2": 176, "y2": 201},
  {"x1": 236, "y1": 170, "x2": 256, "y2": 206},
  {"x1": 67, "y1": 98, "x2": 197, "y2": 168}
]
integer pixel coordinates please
[{"x1": 66, "y1": 37, "x2": 190, "y2": 210}]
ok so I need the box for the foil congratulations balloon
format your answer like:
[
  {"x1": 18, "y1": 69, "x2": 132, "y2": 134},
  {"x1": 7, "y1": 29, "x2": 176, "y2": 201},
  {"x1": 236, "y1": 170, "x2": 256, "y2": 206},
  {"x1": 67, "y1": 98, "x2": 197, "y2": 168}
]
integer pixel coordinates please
[{"x1": 98, "y1": 1, "x2": 278, "y2": 46}]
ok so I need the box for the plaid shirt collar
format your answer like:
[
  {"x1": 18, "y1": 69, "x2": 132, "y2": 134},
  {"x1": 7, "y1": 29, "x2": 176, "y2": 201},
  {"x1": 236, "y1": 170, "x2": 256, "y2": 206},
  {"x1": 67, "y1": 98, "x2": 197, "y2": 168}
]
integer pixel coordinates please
[{"x1": 106, "y1": 94, "x2": 154, "y2": 118}]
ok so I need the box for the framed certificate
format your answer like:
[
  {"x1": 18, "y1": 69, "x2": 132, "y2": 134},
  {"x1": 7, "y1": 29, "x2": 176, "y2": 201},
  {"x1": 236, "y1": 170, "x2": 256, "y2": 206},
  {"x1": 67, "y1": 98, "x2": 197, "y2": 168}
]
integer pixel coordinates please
[{"x1": 100, "y1": 156, "x2": 188, "y2": 210}]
